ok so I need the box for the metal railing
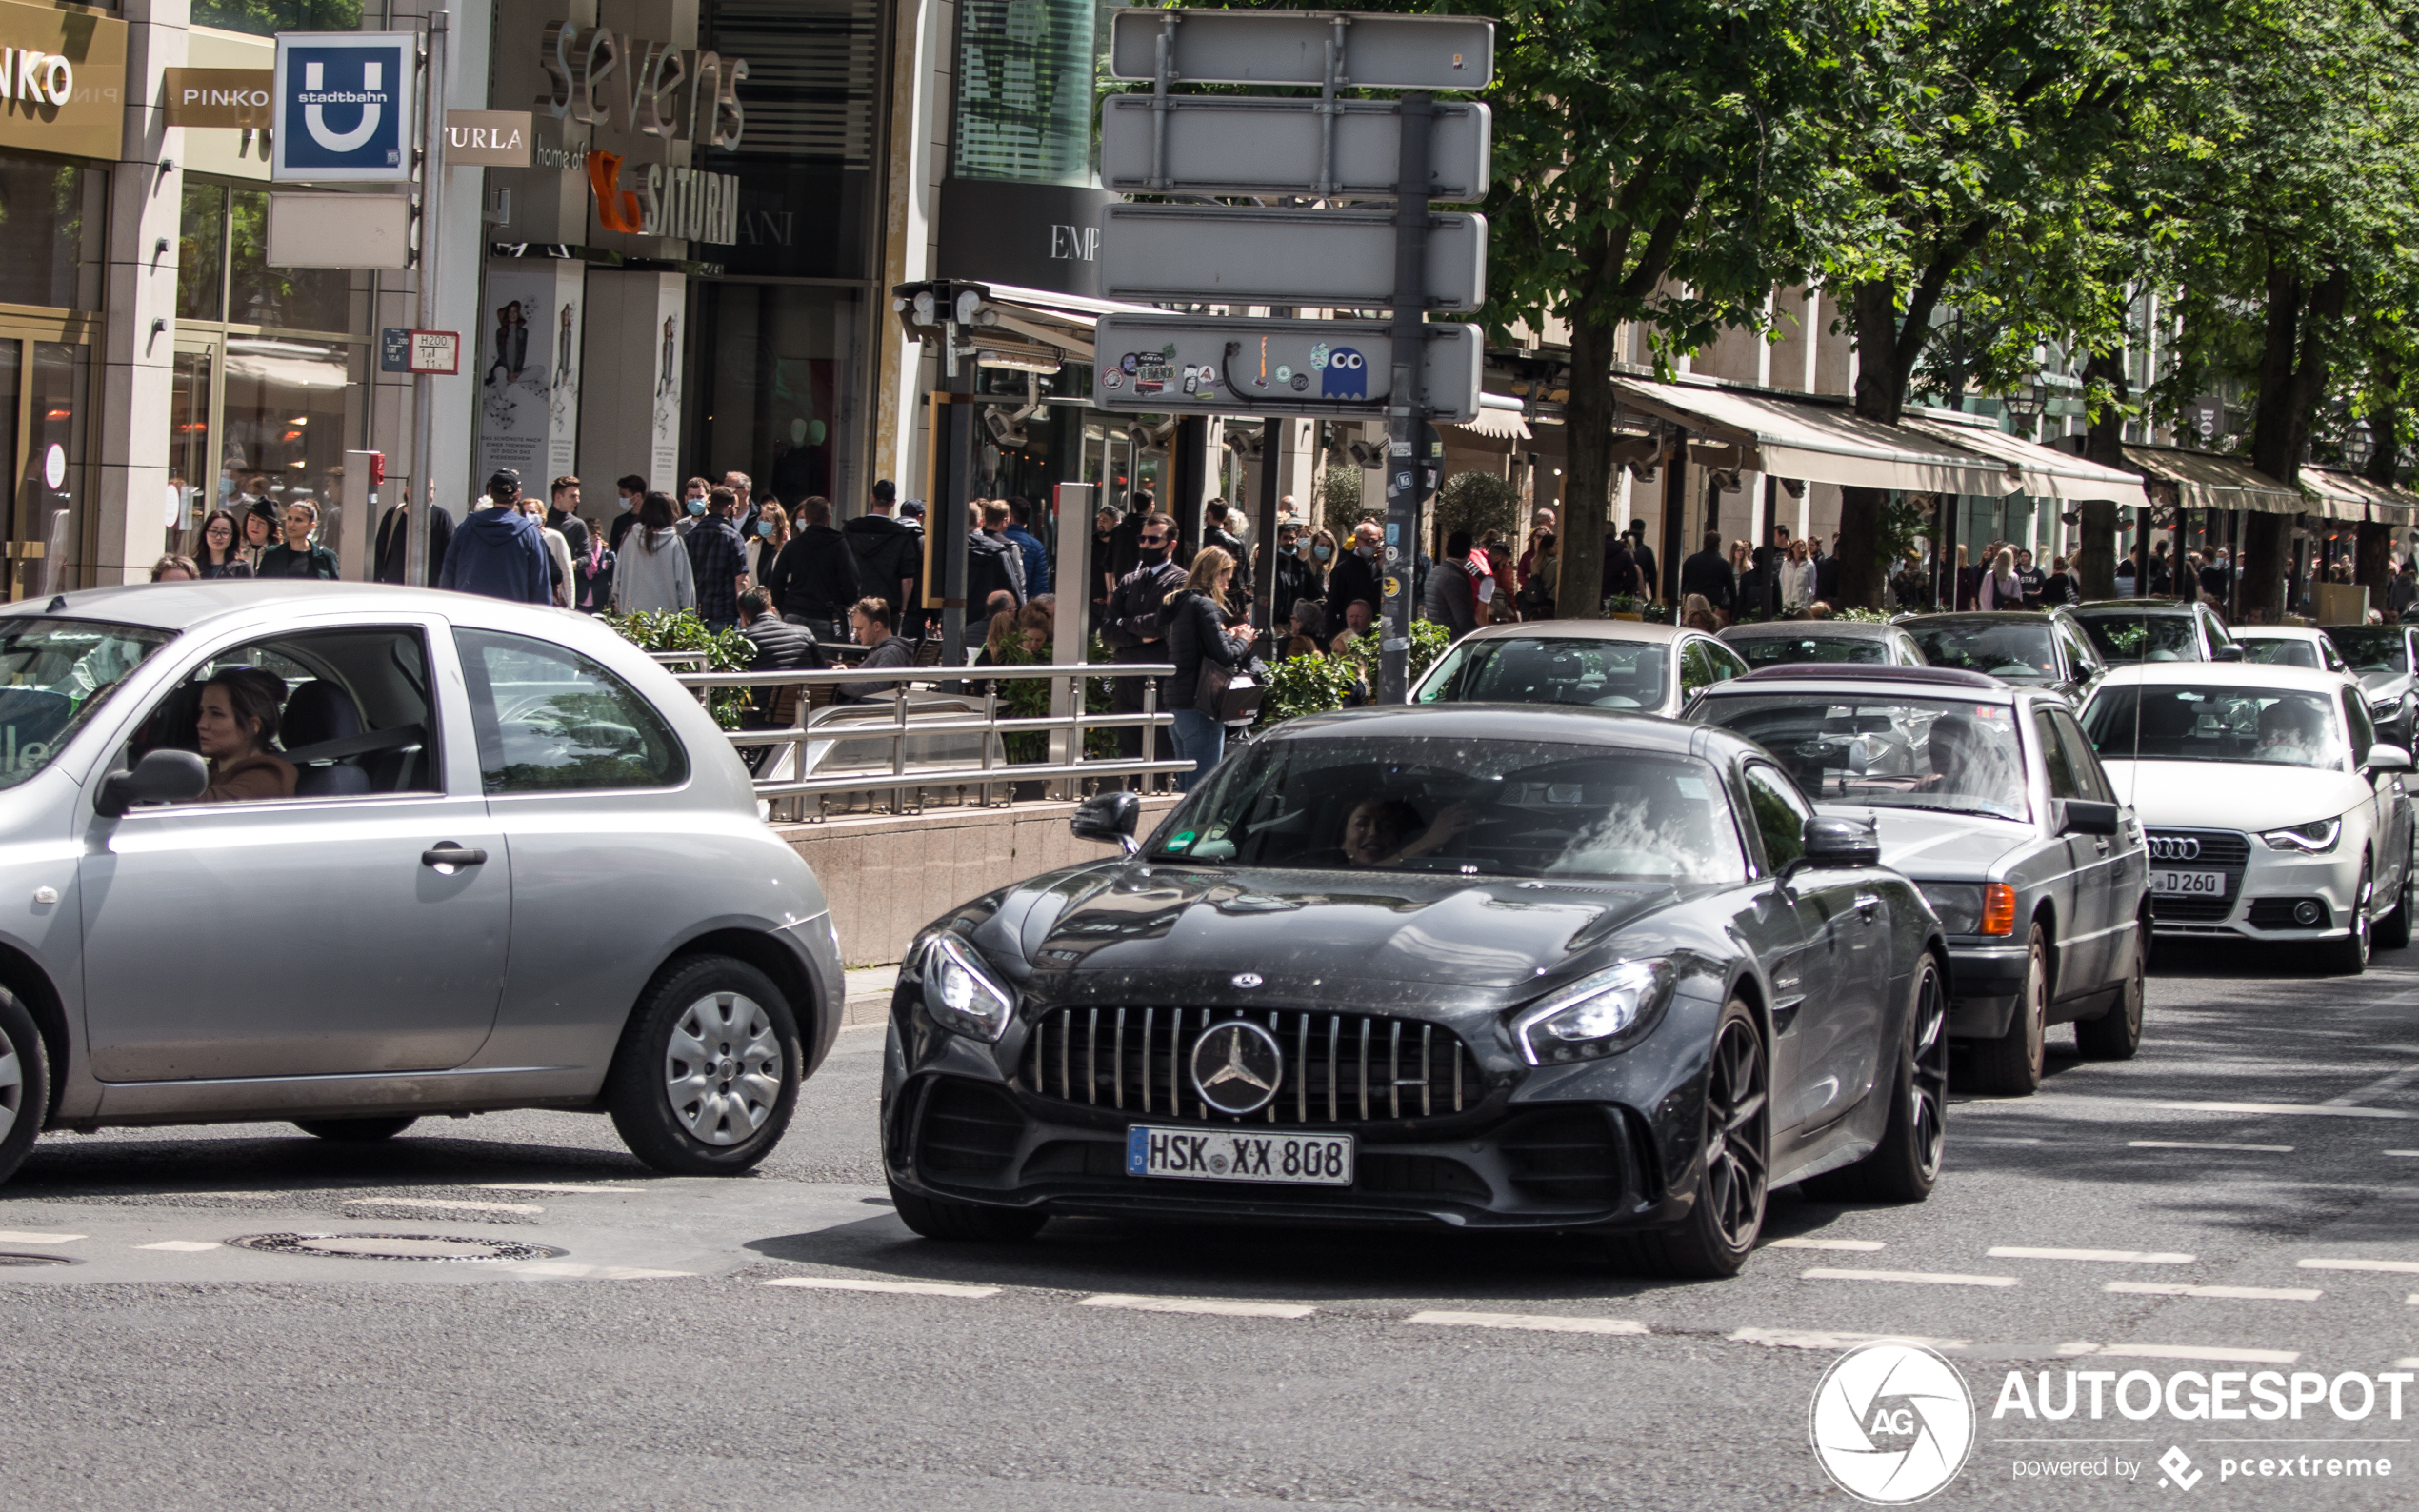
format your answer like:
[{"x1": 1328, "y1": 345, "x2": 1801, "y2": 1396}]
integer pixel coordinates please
[{"x1": 671, "y1": 661, "x2": 1188, "y2": 822}]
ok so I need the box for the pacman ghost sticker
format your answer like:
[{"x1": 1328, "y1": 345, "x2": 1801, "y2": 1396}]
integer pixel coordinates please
[{"x1": 1322, "y1": 347, "x2": 1369, "y2": 399}]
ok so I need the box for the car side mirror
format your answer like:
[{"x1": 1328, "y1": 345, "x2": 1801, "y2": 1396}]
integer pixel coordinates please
[
  {"x1": 2363, "y1": 744, "x2": 2412, "y2": 774},
  {"x1": 1071, "y1": 789, "x2": 1142, "y2": 852},
  {"x1": 2211, "y1": 645, "x2": 2244, "y2": 662},
  {"x1": 95, "y1": 748, "x2": 208, "y2": 818},
  {"x1": 2057, "y1": 798, "x2": 2122, "y2": 837},
  {"x1": 1789, "y1": 815, "x2": 1882, "y2": 877}
]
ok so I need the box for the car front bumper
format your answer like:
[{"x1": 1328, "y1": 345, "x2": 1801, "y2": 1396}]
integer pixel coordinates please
[
  {"x1": 1943, "y1": 941, "x2": 2028, "y2": 1039},
  {"x1": 2150, "y1": 842, "x2": 2367, "y2": 943}
]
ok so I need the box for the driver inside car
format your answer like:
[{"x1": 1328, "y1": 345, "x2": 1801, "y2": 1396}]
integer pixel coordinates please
[
  {"x1": 190, "y1": 666, "x2": 298, "y2": 803},
  {"x1": 1921, "y1": 712, "x2": 2023, "y2": 811},
  {"x1": 2252, "y1": 697, "x2": 2324, "y2": 765},
  {"x1": 1338, "y1": 795, "x2": 1475, "y2": 866}
]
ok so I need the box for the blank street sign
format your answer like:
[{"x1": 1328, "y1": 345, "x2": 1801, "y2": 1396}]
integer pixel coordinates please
[
  {"x1": 1099, "y1": 206, "x2": 1488, "y2": 310},
  {"x1": 1091, "y1": 314, "x2": 1484, "y2": 422},
  {"x1": 1110, "y1": 10, "x2": 1495, "y2": 91},
  {"x1": 1101, "y1": 97, "x2": 1489, "y2": 201}
]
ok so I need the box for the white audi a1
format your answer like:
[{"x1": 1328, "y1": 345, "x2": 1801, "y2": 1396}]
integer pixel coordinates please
[{"x1": 2079, "y1": 663, "x2": 2416, "y2": 972}]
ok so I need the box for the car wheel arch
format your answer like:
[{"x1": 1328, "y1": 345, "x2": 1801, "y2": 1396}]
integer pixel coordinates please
[
  {"x1": 644, "y1": 927, "x2": 826, "y2": 1063},
  {"x1": 0, "y1": 943, "x2": 68, "y2": 1125},
  {"x1": 2030, "y1": 903, "x2": 2059, "y2": 997}
]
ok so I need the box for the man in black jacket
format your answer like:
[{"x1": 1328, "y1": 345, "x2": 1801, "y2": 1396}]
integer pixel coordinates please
[
  {"x1": 1270, "y1": 519, "x2": 1314, "y2": 629},
  {"x1": 1624, "y1": 520, "x2": 1660, "y2": 602},
  {"x1": 966, "y1": 501, "x2": 1024, "y2": 607},
  {"x1": 736, "y1": 589, "x2": 823, "y2": 735},
  {"x1": 1327, "y1": 521, "x2": 1383, "y2": 623},
  {"x1": 373, "y1": 497, "x2": 452, "y2": 587},
  {"x1": 1679, "y1": 529, "x2": 1734, "y2": 617},
  {"x1": 842, "y1": 479, "x2": 923, "y2": 627},
  {"x1": 1102, "y1": 512, "x2": 1186, "y2": 778},
  {"x1": 767, "y1": 495, "x2": 863, "y2": 640}
]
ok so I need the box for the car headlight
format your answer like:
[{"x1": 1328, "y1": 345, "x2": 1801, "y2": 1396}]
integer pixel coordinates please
[
  {"x1": 1917, "y1": 884, "x2": 1983, "y2": 935},
  {"x1": 916, "y1": 931, "x2": 1016, "y2": 1041},
  {"x1": 1511, "y1": 960, "x2": 1676, "y2": 1065},
  {"x1": 2260, "y1": 819, "x2": 2342, "y2": 854},
  {"x1": 2367, "y1": 691, "x2": 2403, "y2": 715}
]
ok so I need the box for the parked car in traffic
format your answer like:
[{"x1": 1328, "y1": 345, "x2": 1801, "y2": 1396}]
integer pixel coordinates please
[
  {"x1": 1688, "y1": 665, "x2": 2149, "y2": 1094},
  {"x1": 2080, "y1": 664, "x2": 2415, "y2": 973},
  {"x1": 2233, "y1": 625, "x2": 2352, "y2": 675},
  {"x1": 1900, "y1": 609, "x2": 2108, "y2": 703},
  {"x1": 1720, "y1": 619, "x2": 1929, "y2": 669},
  {"x1": 2321, "y1": 623, "x2": 2419, "y2": 755},
  {"x1": 0, "y1": 582, "x2": 844, "y2": 1187},
  {"x1": 882, "y1": 706, "x2": 1953, "y2": 1279},
  {"x1": 1409, "y1": 620, "x2": 1748, "y2": 716},
  {"x1": 2069, "y1": 599, "x2": 2243, "y2": 665}
]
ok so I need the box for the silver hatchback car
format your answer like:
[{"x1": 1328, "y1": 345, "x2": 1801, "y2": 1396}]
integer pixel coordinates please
[{"x1": 0, "y1": 582, "x2": 843, "y2": 1184}]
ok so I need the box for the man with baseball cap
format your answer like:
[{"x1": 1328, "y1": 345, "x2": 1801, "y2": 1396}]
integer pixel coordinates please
[{"x1": 437, "y1": 468, "x2": 550, "y2": 605}]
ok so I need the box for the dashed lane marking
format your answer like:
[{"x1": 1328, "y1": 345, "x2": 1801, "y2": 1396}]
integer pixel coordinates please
[
  {"x1": 2129, "y1": 1141, "x2": 2295, "y2": 1153},
  {"x1": 764, "y1": 1278, "x2": 1001, "y2": 1298},
  {"x1": 2077, "y1": 1343, "x2": 2301, "y2": 1364},
  {"x1": 2103, "y1": 1281, "x2": 2322, "y2": 1302},
  {"x1": 2386, "y1": 1150, "x2": 2419, "y2": 1157},
  {"x1": 505, "y1": 1261, "x2": 694, "y2": 1281},
  {"x1": 1766, "y1": 1238, "x2": 1887, "y2": 1251},
  {"x1": 1405, "y1": 1310, "x2": 1649, "y2": 1336},
  {"x1": 134, "y1": 1241, "x2": 220, "y2": 1252},
  {"x1": 1989, "y1": 1247, "x2": 2196, "y2": 1264},
  {"x1": 343, "y1": 1197, "x2": 545, "y2": 1215},
  {"x1": 1730, "y1": 1328, "x2": 1972, "y2": 1352},
  {"x1": 1080, "y1": 1293, "x2": 1315, "y2": 1320},
  {"x1": 1802, "y1": 1267, "x2": 2018, "y2": 1288},
  {"x1": 1963, "y1": 1136, "x2": 2046, "y2": 1145},
  {"x1": 0, "y1": 1231, "x2": 83, "y2": 1243},
  {"x1": 2323, "y1": 1062, "x2": 2419, "y2": 1106},
  {"x1": 476, "y1": 1184, "x2": 647, "y2": 1195},
  {"x1": 2297, "y1": 1258, "x2": 2419, "y2": 1274},
  {"x1": 2140, "y1": 1100, "x2": 2411, "y2": 1121}
]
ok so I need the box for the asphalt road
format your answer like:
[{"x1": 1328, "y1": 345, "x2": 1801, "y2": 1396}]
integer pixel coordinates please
[{"x1": 3, "y1": 940, "x2": 2418, "y2": 1510}]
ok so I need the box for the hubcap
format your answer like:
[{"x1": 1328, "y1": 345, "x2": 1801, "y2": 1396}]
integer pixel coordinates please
[
  {"x1": 2357, "y1": 870, "x2": 2374, "y2": 961},
  {"x1": 0, "y1": 1022, "x2": 20, "y2": 1145},
  {"x1": 1702, "y1": 1018, "x2": 1769, "y2": 1249},
  {"x1": 2024, "y1": 943, "x2": 2048, "y2": 1074},
  {"x1": 664, "y1": 992, "x2": 781, "y2": 1145},
  {"x1": 1909, "y1": 965, "x2": 1949, "y2": 1181}
]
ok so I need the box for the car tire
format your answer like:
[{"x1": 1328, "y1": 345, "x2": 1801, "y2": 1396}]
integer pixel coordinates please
[
  {"x1": 606, "y1": 954, "x2": 803, "y2": 1176},
  {"x1": 293, "y1": 1117, "x2": 419, "y2": 1143},
  {"x1": 0, "y1": 990, "x2": 50, "y2": 1187},
  {"x1": 1605, "y1": 1000, "x2": 1767, "y2": 1280},
  {"x1": 888, "y1": 1181, "x2": 1049, "y2": 1243},
  {"x1": 2376, "y1": 848, "x2": 2414, "y2": 952},
  {"x1": 1808, "y1": 954, "x2": 1948, "y2": 1204},
  {"x1": 2318, "y1": 862, "x2": 2374, "y2": 976},
  {"x1": 1967, "y1": 924, "x2": 2049, "y2": 1095},
  {"x1": 2073, "y1": 916, "x2": 2147, "y2": 1061}
]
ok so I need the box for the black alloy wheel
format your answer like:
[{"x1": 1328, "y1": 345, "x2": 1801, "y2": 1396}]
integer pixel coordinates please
[
  {"x1": 1607, "y1": 1000, "x2": 1768, "y2": 1279},
  {"x1": 2376, "y1": 840, "x2": 2415, "y2": 952},
  {"x1": 2318, "y1": 862, "x2": 2374, "y2": 976},
  {"x1": 1967, "y1": 924, "x2": 2049, "y2": 1095},
  {"x1": 293, "y1": 1117, "x2": 419, "y2": 1143},
  {"x1": 1812, "y1": 954, "x2": 1949, "y2": 1202},
  {"x1": 2074, "y1": 917, "x2": 2148, "y2": 1061}
]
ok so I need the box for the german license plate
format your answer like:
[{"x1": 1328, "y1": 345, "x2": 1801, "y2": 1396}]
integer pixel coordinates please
[
  {"x1": 2151, "y1": 869, "x2": 2226, "y2": 897},
  {"x1": 1126, "y1": 1125, "x2": 1355, "y2": 1185}
]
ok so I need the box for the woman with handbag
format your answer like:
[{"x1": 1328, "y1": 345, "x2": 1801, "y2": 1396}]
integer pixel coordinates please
[{"x1": 1166, "y1": 546, "x2": 1251, "y2": 792}]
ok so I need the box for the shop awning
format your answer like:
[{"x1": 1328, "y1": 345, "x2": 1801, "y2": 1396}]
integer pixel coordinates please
[
  {"x1": 970, "y1": 282, "x2": 1169, "y2": 366},
  {"x1": 1444, "y1": 392, "x2": 1533, "y2": 442},
  {"x1": 1609, "y1": 376, "x2": 2147, "y2": 505},
  {"x1": 2119, "y1": 445, "x2": 2301, "y2": 515},
  {"x1": 2302, "y1": 468, "x2": 2419, "y2": 526}
]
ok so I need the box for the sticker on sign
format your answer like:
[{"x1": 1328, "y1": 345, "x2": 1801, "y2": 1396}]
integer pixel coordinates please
[{"x1": 407, "y1": 330, "x2": 461, "y2": 375}]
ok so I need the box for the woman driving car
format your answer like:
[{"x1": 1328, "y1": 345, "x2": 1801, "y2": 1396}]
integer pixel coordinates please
[{"x1": 192, "y1": 666, "x2": 297, "y2": 803}]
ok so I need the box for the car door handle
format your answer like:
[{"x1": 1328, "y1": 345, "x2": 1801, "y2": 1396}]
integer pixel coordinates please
[
  {"x1": 1854, "y1": 891, "x2": 1883, "y2": 920},
  {"x1": 421, "y1": 845, "x2": 488, "y2": 872}
]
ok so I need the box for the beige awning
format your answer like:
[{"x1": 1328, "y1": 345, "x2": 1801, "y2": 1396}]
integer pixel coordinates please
[
  {"x1": 2119, "y1": 445, "x2": 2302, "y2": 515},
  {"x1": 2302, "y1": 468, "x2": 2419, "y2": 526},
  {"x1": 2298, "y1": 468, "x2": 2369, "y2": 523},
  {"x1": 1445, "y1": 393, "x2": 1533, "y2": 442},
  {"x1": 1609, "y1": 377, "x2": 2147, "y2": 504}
]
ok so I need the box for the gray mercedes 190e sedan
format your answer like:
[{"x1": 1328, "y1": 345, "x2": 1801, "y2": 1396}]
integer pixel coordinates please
[{"x1": 0, "y1": 580, "x2": 844, "y2": 1184}]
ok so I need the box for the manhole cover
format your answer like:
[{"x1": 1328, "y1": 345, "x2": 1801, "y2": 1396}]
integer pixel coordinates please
[
  {"x1": 227, "y1": 1232, "x2": 568, "y2": 1263},
  {"x1": 0, "y1": 1251, "x2": 74, "y2": 1266}
]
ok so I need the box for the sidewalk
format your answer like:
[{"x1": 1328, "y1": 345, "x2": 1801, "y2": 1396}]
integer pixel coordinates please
[{"x1": 841, "y1": 965, "x2": 898, "y2": 1029}]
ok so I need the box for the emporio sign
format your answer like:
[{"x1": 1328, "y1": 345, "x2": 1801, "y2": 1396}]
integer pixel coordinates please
[{"x1": 0, "y1": 0, "x2": 125, "y2": 160}]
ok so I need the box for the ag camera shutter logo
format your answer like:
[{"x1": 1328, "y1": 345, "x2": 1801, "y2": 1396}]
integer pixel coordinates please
[
  {"x1": 273, "y1": 33, "x2": 416, "y2": 182},
  {"x1": 1809, "y1": 1342, "x2": 1976, "y2": 1503}
]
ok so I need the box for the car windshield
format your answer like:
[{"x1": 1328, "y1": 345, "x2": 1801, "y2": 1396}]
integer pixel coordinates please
[
  {"x1": 2083, "y1": 686, "x2": 2349, "y2": 770},
  {"x1": 1149, "y1": 735, "x2": 1747, "y2": 883},
  {"x1": 1731, "y1": 634, "x2": 1889, "y2": 667},
  {"x1": 2076, "y1": 611, "x2": 2201, "y2": 663},
  {"x1": 2326, "y1": 627, "x2": 2409, "y2": 673},
  {"x1": 1415, "y1": 637, "x2": 1669, "y2": 710},
  {"x1": 1695, "y1": 693, "x2": 2030, "y2": 821},
  {"x1": 0, "y1": 617, "x2": 175, "y2": 790},
  {"x1": 2236, "y1": 637, "x2": 2321, "y2": 669},
  {"x1": 1906, "y1": 621, "x2": 2058, "y2": 681}
]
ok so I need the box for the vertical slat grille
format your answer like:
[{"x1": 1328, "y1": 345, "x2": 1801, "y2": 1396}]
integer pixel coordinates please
[{"x1": 1024, "y1": 1006, "x2": 1485, "y2": 1127}]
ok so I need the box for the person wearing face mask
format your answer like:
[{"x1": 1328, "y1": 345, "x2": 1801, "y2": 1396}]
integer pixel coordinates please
[
  {"x1": 677, "y1": 475, "x2": 711, "y2": 536},
  {"x1": 1327, "y1": 522, "x2": 1383, "y2": 625},
  {"x1": 609, "y1": 473, "x2": 649, "y2": 552},
  {"x1": 747, "y1": 499, "x2": 790, "y2": 585},
  {"x1": 1102, "y1": 513, "x2": 1187, "y2": 780},
  {"x1": 1271, "y1": 519, "x2": 1315, "y2": 625}
]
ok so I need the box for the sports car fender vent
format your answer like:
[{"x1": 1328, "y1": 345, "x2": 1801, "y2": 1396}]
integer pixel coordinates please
[
  {"x1": 1498, "y1": 1107, "x2": 1628, "y2": 1204},
  {"x1": 917, "y1": 1078, "x2": 1025, "y2": 1178}
]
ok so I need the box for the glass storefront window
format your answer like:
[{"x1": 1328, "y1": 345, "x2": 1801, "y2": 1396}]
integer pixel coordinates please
[
  {"x1": 190, "y1": 0, "x2": 361, "y2": 39},
  {"x1": 218, "y1": 337, "x2": 355, "y2": 515},
  {"x1": 686, "y1": 283, "x2": 865, "y2": 511},
  {"x1": 170, "y1": 349, "x2": 213, "y2": 543},
  {"x1": 0, "y1": 152, "x2": 107, "y2": 310},
  {"x1": 953, "y1": 0, "x2": 1113, "y2": 187},
  {"x1": 228, "y1": 189, "x2": 352, "y2": 334},
  {"x1": 179, "y1": 182, "x2": 227, "y2": 322},
  {"x1": 702, "y1": 0, "x2": 886, "y2": 281}
]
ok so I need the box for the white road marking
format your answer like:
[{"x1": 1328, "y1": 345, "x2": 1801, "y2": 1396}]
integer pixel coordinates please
[
  {"x1": 1963, "y1": 1135, "x2": 2046, "y2": 1144},
  {"x1": 476, "y1": 1184, "x2": 646, "y2": 1195},
  {"x1": 2323, "y1": 1062, "x2": 2419, "y2": 1106},
  {"x1": 2103, "y1": 1281, "x2": 2322, "y2": 1301},
  {"x1": 2144, "y1": 1100, "x2": 2412, "y2": 1121},
  {"x1": 1801, "y1": 1267, "x2": 2018, "y2": 1288},
  {"x1": 764, "y1": 1278, "x2": 1001, "y2": 1298},
  {"x1": 1080, "y1": 1293, "x2": 1315, "y2": 1319},
  {"x1": 504, "y1": 1261, "x2": 694, "y2": 1281},
  {"x1": 343, "y1": 1196, "x2": 545, "y2": 1214},
  {"x1": 2296, "y1": 1258, "x2": 2419, "y2": 1274},
  {"x1": 181, "y1": 1192, "x2": 277, "y2": 1199},
  {"x1": 1730, "y1": 1327, "x2": 1971, "y2": 1352},
  {"x1": 2398, "y1": 1357, "x2": 2419, "y2": 1367},
  {"x1": 0, "y1": 1231, "x2": 84, "y2": 1243},
  {"x1": 1767, "y1": 1237, "x2": 1887, "y2": 1251},
  {"x1": 2128, "y1": 1141, "x2": 2294, "y2": 1153},
  {"x1": 2385, "y1": 1150, "x2": 2419, "y2": 1157},
  {"x1": 134, "y1": 1241, "x2": 220, "y2": 1253},
  {"x1": 1982, "y1": 1095, "x2": 2418, "y2": 1122},
  {"x1": 1406, "y1": 1310, "x2": 1649, "y2": 1336},
  {"x1": 1989, "y1": 1246, "x2": 2196, "y2": 1264},
  {"x1": 2081, "y1": 1343, "x2": 2301, "y2": 1364}
]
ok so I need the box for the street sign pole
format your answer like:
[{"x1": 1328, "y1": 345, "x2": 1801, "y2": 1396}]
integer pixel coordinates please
[
  {"x1": 403, "y1": 8, "x2": 448, "y2": 589},
  {"x1": 1379, "y1": 91, "x2": 1434, "y2": 705}
]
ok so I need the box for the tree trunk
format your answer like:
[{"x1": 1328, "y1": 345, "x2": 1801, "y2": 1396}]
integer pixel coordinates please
[
  {"x1": 2361, "y1": 360, "x2": 2401, "y2": 605},
  {"x1": 2243, "y1": 258, "x2": 2348, "y2": 623},
  {"x1": 2073, "y1": 350, "x2": 2129, "y2": 600},
  {"x1": 1834, "y1": 281, "x2": 1910, "y2": 611},
  {"x1": 1555, "y1": 317, "x2": 1619, "y2": 619}
]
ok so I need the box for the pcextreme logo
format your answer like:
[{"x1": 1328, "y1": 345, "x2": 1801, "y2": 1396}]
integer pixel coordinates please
[{"x1": 1809, "y1": 1343, "x2": 1976, "y2": 1503}]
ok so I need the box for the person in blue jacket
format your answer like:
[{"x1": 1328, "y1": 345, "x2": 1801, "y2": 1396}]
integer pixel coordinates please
[{"x1": 437, "y1": 469, "x2": 551, "y2": 605}]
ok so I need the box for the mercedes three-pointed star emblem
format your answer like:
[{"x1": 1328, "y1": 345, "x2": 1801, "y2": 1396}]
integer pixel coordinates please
[{"x1": 1190, "y1": 1020, "x2": 1285, "y2": 1116}]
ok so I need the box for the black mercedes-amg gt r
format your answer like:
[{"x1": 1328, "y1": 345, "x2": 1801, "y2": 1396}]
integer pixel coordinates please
[{"x1": 881, "y1": 706, "x2": 1951, "y2": 1277}]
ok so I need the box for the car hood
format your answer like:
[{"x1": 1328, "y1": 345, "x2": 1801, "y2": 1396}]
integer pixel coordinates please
[
  {"x1": 1815, "y1": 805, "x2": 2034, "y2": 883},
  {"x1": 2357, "y1": 670, "x2": 2411, "y2": 701},
  {"x1": 2098, "y1": 760, "x2": 2372, "y2": 831},
  {"x1": 985, "y1": 864, "x2": 1689, "y2": 1013}
]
